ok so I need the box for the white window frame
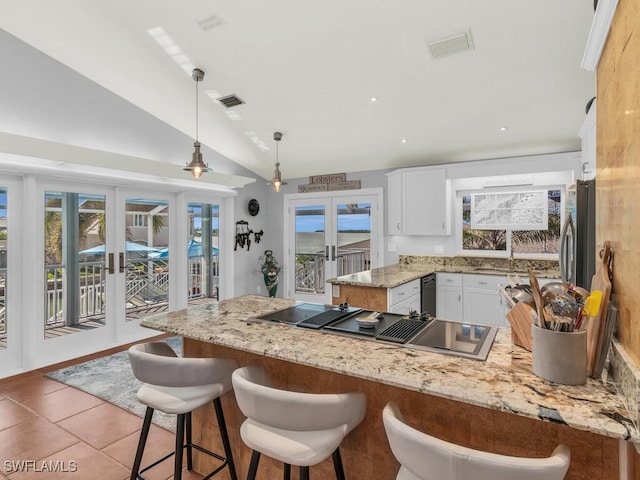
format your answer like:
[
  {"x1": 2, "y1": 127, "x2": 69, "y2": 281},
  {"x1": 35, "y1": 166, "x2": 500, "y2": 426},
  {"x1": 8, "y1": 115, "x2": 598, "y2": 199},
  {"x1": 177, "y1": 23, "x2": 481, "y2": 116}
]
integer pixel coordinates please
[{"x1": 455, "y1": 185, "x2": 566, "y2": 260}]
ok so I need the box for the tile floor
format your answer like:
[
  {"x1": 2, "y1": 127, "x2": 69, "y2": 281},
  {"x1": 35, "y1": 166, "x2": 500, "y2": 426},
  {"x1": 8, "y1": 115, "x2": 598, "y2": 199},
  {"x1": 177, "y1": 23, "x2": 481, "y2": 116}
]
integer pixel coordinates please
[{"x1": 0, "y1": 365, "x2": 204, "y2": 480}]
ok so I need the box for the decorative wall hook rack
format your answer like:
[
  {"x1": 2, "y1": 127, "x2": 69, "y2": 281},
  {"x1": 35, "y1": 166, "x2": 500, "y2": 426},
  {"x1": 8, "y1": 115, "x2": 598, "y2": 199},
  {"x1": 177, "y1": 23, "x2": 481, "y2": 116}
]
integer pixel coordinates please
[
  {"x1": 235, "y1": 220, "x2": 252, "y2": 251},
  {"x1": 235, "y1": 222, "x2": 265, "y2": 251}
]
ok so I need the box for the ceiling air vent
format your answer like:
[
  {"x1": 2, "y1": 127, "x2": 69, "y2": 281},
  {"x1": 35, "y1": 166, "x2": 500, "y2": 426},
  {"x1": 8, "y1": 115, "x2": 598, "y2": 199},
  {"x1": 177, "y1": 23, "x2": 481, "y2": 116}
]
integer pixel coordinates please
[
  {"x1": 217, "y1": 94, "x2": 245, "y2": 108},
  {"x1": 427, "y1": 31, "x2": 474, "y2": 59}
]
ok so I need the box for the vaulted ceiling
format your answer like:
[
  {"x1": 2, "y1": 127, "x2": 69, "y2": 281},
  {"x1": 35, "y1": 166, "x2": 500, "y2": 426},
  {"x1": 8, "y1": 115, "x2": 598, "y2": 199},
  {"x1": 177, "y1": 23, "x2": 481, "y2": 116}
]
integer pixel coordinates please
[{"x1": 0, "y1": 1, "x2": 595, "y2": 182}]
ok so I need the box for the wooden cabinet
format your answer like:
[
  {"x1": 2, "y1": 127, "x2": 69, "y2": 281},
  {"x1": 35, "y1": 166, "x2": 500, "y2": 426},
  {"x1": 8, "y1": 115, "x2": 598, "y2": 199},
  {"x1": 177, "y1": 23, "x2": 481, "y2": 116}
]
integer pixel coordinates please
[
  {"x1": 386, "y1": 167, "x2": 450, "y2": 236},
  {"x1": 388, "y1": 279, "x2": 421, "y2": 314},
  {"x1": 436, "y1": 273, "x2": 462, "y2": 320}
]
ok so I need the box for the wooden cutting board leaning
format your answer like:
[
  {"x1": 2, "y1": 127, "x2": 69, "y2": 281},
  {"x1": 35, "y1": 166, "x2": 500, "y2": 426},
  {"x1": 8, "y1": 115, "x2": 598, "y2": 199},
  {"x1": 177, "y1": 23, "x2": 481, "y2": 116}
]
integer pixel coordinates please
[{"x1": 586, "y1": 241, "x2": 612, "y2": 377}]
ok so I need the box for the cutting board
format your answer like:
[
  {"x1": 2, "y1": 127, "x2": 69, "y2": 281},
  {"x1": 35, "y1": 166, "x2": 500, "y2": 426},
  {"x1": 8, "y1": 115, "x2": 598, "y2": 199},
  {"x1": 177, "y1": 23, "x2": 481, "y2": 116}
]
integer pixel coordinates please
[{"x1": 587, "y1": 241, "x2": 612, "y2": 377}]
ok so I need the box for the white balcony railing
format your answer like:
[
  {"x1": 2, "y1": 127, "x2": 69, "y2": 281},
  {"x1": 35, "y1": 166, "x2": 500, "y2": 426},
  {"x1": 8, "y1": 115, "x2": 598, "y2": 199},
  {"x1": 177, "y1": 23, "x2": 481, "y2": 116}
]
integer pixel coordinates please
[
  {"x1": 43, "y1": 256, "x2": 218, "y2": 328},
  {"x1": 295, "y1": 249, "x2": 368, "y2": 294}
]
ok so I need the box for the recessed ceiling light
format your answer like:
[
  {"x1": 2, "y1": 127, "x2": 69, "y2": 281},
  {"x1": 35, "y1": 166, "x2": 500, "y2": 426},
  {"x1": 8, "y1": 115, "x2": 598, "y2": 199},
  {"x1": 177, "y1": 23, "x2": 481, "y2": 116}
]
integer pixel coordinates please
[
  {"x1": 147, "y1": 27, "x2": 194, "y2": 75},
  {"x1": 499, "y1": 126, "x2": 509, "y2": 132},
  {"x1": 401, "y1": 139, "x2": 408, "y2": 143},
  {"x1": 225, "y1": 110, "x2": 243, "y2": 121},
  {"x1": 370, "y1": 96, "x2": 378, "y2": 103}
]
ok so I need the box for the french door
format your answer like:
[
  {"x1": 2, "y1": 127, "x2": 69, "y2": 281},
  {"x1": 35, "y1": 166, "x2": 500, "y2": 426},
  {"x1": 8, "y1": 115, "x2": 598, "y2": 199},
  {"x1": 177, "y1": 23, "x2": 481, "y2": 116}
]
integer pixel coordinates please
[
  {"x1": 0, "y1": 177, "x2": 23, "y2": 375},
  {"x1": 284, "y1": 189, "x2": 383, "y2": 304},
  {"x1": 24, "y1": 182, "x2": 179, "y2": 372},
  {"x1": 0, "y1": 174, "x2": 234, "y2": 379},
  {"x1": 29, "y1": 181, "x2": 119, "y2": 366}
]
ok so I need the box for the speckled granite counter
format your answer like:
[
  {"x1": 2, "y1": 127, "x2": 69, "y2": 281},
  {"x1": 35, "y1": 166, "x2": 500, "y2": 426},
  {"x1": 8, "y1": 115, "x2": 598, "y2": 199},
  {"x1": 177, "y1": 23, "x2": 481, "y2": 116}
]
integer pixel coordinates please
[
  {"x1": 140, "y1": 295, "x2": 636, "y2": 443},
  {"x1": 327, "y1": 255, "x2": 561, "y2": 289}
]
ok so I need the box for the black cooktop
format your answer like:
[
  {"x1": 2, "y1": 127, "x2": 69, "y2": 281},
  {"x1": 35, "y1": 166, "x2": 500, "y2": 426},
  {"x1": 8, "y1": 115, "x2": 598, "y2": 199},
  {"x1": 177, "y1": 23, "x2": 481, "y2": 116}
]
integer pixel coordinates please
[
  {"x1": 325, "y1": 311, "x2": 405, "y2": 337},
  {"x1": 257, "y1": 303, "x2": 360, "y2": 327},
  {"x1": 255, "y1": 303, "x2": 497, "y2": 361}
]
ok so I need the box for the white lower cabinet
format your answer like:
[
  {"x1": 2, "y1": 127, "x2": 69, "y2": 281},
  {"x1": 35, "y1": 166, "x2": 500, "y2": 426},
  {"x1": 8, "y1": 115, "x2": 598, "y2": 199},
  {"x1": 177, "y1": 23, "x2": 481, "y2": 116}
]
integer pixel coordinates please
[
  {"x1": 388, "y1": 293, "x2": 421, "y2": 315},
  {"x1": 437, "y1": 272, "x2": 507, "y2": 326},
  {"x1": 436, "y1": 273, "x2": 463, "y2": 321},
  {"x1": 462, "y1": 274, "x2": 507, "y2": 327},
  {"x1": 388, "y1": 279, "x2": 421, "y2": 314}
]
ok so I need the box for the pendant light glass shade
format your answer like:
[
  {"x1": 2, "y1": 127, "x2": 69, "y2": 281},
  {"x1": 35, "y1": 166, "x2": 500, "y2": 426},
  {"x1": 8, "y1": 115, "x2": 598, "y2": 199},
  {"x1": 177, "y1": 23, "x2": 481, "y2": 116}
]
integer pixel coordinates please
[
  {"x1": 184, "y1": 141, "x2": 208, "y2": 180},
  {"x1": 272, "y1": 161, "x2": 284, "y2": 192},
  {"x1": 183, "y1": 68, "x2": 210, "y2": 179},
  {"x1": 271, "y1": 131, "x2": 287, "y2": 192}
]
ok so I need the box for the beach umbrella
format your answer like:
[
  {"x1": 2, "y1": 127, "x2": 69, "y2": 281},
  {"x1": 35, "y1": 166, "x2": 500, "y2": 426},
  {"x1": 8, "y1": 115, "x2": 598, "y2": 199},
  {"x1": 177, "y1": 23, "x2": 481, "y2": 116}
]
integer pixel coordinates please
[
  {"x1": 148, "y1": 240, "x2": 219, "y2": 258},
  {"x1": 79, "y1": 241, "x2": 162, "y2": 256}
]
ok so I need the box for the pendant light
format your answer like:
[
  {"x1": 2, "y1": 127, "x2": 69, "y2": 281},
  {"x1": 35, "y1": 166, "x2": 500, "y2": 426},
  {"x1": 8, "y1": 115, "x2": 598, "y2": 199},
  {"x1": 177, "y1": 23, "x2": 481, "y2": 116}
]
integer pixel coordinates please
[
  {"x1": 272, "y1": 131, "x2": 287, "y2": 192},
  {"x1": 183, "y1": 68, "x2": 210, "y2": 180}
]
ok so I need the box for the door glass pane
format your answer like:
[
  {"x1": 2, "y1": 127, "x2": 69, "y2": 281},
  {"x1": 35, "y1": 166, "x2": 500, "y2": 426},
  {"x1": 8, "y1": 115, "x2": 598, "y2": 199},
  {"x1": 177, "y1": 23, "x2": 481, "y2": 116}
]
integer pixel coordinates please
[
  {"x1": 44, "y1": 191, "x2": 106, "y2": 339},
  {"x1": 295, "y1": 205, "x2": 326, "y2": 295},
  {"x1": 124, "y1": 199, "x2": 169, "y2": 321},
  {"x1": 0, "y1": 188, "x2": 7, "y2": 349},
  {"x1": 336, "y1": 202, "x2": 371, "y2": 275},
  {"x1": 187, "y1": 203, "x2": 219, "y2": 301}
]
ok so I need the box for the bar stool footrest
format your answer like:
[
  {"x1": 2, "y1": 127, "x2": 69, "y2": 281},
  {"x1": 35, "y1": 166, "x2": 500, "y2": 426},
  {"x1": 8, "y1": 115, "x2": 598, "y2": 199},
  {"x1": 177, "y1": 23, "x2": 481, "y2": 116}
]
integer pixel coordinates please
[{"x1": 134, "y1": 443, "x2": 229, "y2": 480}]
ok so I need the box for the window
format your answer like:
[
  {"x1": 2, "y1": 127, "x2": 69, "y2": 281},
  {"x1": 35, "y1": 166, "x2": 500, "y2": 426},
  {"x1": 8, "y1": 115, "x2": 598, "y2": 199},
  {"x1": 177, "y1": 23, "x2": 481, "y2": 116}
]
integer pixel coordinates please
[
  {"x1": 133, "y1": 214, "x2": 145, "y2": 227},
  {"x1": 460, "y1": 188, "x2": 562, "y2": 256}
]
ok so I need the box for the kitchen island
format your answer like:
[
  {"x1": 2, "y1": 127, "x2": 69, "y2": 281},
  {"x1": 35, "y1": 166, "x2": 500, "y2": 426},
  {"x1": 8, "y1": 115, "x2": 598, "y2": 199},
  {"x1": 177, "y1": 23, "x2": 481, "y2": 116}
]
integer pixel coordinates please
[{"x1": 140, "y1": 295, "x2": 635, "y2": 480}]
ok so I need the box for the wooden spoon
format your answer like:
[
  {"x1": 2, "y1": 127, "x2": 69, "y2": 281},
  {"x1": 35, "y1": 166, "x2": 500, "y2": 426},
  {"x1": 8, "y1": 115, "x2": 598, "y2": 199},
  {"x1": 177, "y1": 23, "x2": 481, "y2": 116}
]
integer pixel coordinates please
[{"x1": 528, "y1": 268, "x2": 545, "y2": 329}]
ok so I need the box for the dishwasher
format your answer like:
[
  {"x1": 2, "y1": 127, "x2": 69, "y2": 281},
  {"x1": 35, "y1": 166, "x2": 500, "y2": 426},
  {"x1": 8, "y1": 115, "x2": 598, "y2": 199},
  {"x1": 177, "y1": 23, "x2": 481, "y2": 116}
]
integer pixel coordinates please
[{"x1": 421, "y1": 274, "x2": 436, "y2": 316}]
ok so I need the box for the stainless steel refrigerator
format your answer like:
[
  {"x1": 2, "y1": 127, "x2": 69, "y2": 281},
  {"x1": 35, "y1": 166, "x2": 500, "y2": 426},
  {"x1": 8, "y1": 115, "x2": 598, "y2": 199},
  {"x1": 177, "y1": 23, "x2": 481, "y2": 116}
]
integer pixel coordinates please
[{"x1": 559, "y1": 179, "x2": 596, "y2": 288}]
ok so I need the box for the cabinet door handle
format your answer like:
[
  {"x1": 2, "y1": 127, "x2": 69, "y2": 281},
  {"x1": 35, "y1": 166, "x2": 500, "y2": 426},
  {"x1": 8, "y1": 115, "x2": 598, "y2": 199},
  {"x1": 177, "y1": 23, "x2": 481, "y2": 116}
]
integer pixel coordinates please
[
  {"x1": 397, "y1": 222, "x2": 401, "y2": 230},
  {"x1": 119, "y1": 252, "x2": 125, "y2": 273},
  {"x1": 458, "y1": 294, "x2": 461, "y2": 302},
  {"x1": 325, "y1": 246, "x2": 329, "y2": 260},
  {"x1": 398, "y1": 292, "x2": 405, "y2": 296},
  {"x1": 442, "y1": 222, "x2": 445, "y2": 230},
  {"x1": 479, "y1": 281, "x2": 487, "y2": 285},
  {"x1": 331, "y1": 245, "x2": 336, "y2": 261}
]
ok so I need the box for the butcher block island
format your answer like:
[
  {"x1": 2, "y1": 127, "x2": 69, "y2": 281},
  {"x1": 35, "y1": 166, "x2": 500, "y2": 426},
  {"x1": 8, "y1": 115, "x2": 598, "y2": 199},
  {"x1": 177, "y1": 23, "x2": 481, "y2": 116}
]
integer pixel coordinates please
[{"x1": 140, "y1": 295, "x2": 635, "y2": 480}]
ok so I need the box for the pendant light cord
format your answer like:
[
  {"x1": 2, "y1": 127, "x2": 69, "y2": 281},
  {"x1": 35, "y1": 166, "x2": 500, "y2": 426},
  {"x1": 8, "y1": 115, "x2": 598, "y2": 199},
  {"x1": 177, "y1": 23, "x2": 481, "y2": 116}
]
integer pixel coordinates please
[{"x1": 195, "y1": 78, "x2": 199, "y2": 143}]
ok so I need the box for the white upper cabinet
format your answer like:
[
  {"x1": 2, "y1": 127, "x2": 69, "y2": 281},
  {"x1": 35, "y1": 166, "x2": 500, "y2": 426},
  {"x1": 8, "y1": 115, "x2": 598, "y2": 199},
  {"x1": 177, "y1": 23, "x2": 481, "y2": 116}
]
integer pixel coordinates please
[
  {"x1": 581, "y1": 0, "x2": 619, "y2": 71},
  {"x1": 579, "y1": 99, "x2": 596, "y2": 181},
  {"x1": 387, "y1": 171, "x2": 403, "y2": 235},
  {"x1": 386, "y1": 167, "x2": 451, "y2": 236}
]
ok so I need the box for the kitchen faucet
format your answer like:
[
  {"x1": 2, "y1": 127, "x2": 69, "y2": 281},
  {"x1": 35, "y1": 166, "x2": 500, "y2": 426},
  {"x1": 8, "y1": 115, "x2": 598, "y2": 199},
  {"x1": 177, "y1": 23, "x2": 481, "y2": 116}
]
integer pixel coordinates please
[{"x1": 509, "y1": 252, "x2": 515, "y2": 270}]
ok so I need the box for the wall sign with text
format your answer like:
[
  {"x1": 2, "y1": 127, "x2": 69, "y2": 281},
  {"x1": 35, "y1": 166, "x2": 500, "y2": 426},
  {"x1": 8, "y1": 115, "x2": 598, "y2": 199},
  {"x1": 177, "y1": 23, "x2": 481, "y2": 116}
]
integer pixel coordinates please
[{"x1": 298, "y1": 172, "x2": 361, "y2": 193}]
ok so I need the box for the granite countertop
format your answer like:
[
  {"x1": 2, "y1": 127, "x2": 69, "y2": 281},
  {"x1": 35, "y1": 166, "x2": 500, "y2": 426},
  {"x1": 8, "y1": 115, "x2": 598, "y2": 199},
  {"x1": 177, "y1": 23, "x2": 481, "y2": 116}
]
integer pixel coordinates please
[
  {"x1": 327, "y1": 260, "x2": 561, "y2": 289},
  {"x1": 140, "y1": 295, "x2": 637, "y2": 442}
]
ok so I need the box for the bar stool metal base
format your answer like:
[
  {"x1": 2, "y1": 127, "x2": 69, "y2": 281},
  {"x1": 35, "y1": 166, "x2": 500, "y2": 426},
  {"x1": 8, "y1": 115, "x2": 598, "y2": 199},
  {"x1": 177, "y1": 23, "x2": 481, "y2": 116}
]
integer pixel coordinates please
[
  {"x1": 245, "y1": 448, "x2": 344, "y2": 480},
  {"x1": 130, "y1": 397, "x2": 237, "y2": 480}
]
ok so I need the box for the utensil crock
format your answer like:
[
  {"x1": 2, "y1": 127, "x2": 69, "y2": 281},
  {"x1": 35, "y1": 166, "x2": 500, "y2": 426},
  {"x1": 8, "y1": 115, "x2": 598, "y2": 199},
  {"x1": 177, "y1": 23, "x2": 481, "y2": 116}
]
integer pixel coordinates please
[{"x1": 532, "y1": 325, "x2": 587, "y2": 385}]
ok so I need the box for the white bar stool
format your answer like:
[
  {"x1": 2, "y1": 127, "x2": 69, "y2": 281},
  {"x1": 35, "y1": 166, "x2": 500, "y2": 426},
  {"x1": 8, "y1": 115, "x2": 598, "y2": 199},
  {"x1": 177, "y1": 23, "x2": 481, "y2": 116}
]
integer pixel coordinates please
[
  {"x1": 382, "y1": 402, "x2": 570, "y2": 480},
  {"x1": 232, "y1": 365, "x2": 366, "y2": 480},
  {"x1": 128, "y1": 341, "x2": 239, "y2": 480}
]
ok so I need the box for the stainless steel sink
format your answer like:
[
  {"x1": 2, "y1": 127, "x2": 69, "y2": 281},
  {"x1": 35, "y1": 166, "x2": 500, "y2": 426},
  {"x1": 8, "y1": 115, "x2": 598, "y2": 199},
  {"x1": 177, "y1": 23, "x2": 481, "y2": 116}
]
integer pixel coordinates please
[{"x1": 406, "y1": 319, "x2": 497, "y2": 361}]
